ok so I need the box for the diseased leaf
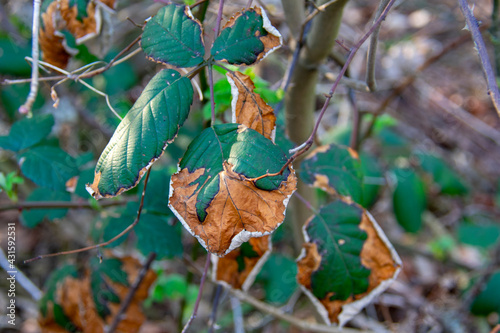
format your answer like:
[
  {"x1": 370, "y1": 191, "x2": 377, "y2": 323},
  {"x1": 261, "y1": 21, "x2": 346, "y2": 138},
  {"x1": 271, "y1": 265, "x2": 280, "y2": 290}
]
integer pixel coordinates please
[
  {"x1": 392, "y1": 167, "x2": 427, "y2": 233},
  {"x1": 0, "y1": 114, "x2": 54, "y2": 152},
  {"x1": 211, "y1": 6, "x2": 281, "y2": 65},
  {"x1": 141, "y1": 4, "x2": 205, "y2": 68},
  {"x1": 169, "y1": 123, "x2": 296, "y2": 256},
  {"x1": 60, "y1": 0, "x2": 100, "y2": 43},
  {"x1": 21, "y1": 188, "x2": 71, "y2": 228},
  {"x1": 39, "y1": 256, "x2": 156, "y2": 333},
  {"x1": 19, "y1": 146, "x2": 79, "y2": 191},
  {"x1": 87, "y1": 69, "x2": 193, "y2": 199},
  {"x1": 300, "y1": 144, "x2": 364, "y2": 204},
  {"x1": 416, "y1": 153, "x2": 468, "y2": 196},
  {"x1": 227, "y1": 71, "x2": 276, "y2": 140},
  {"x1": 297, "y1": 199, "x2": 401, "y2": 327},
  {"x1": 213, "y1": 236, "x2": 271, "y2": 290}
]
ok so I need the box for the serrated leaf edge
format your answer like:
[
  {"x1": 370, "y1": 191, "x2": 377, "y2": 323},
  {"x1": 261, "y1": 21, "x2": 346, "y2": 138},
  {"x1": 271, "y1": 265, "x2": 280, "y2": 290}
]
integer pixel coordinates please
[{"x1": 298, "y1": 210, "x2": 402, "y2": 327}]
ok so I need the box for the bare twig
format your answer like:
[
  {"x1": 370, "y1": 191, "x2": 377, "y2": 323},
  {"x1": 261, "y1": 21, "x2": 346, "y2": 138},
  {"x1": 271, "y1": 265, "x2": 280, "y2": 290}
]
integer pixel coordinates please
[
  {"x1": 208, "y1": 63, "x2": 216, "y2": 124},
  {"x1": 107, "y1": 252, "x2": 156, "y2": 333},
  {"x1": 366, "y1": 0, "x2": 390, "y2": 92},
  {"x1": 214, "y1": 0, "x2": 225, "y2": 37},
  {"x1": 348, "y1": 89, "x2": 360, "y2": 149},
  {"x1": 19, "y1": 0, "x2": 42, "y2": 115},
  {"x1": 24, "y1": 168, "x2": 152, "y2": 264},
  {"x1": 458, "y1": 0, "x2": 500, "y2": 116},
  {"x1": 181, "y1": 254, "x2": 211, "y2": 333},
  {"x1": 190, "y1": 0, "x2": 209, "y2": 9},
  {"x1": 0, "y1": 248, "x2": 42, "y2": 301},
  {"x1": 0, "y1": 200, "x2": 127, "y2": 212}
]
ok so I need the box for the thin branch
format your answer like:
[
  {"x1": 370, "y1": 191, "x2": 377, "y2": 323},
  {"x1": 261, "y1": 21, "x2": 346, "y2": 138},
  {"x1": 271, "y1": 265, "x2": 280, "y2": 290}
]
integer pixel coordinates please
[
  {"x1": 208, "y1": 63, "x2": 216, "y2": 124},
  {"x1": 214, "y1": 0, "x2": 225, "y2": 37},
  {"x1": 365, "y1": 0, "x2": 390, "y2": 92},
  {"x1": 107, "y1": 252, "x2": 157, "y2": 333},
  {"x1": 348, "y1": 89, "x2": 360, "y2": 150},
  {"x1": 0, "y1": 248, "x2": 42, "y2": 301},
  {"x1": 181, "y1": 254, "x2": 211, "y2": 333},
  {"x1": 208, "y1": 285, "x2": 223, "y2": 333},
  {"x1": 458, "y1": 0, "x2": 500, "y2": 116},
  {"x1": 19, "y1": 0, "x2": 42, "y2": 115},
  {"x1": 0, "y1": 200, "x2": 127, "y2": 212},
  {"x1": 24, "y1": 168, "x2": 152, "y2": 264},
  {"x1": 190, "y1": 0, "x2": 209, "y2": 9}
]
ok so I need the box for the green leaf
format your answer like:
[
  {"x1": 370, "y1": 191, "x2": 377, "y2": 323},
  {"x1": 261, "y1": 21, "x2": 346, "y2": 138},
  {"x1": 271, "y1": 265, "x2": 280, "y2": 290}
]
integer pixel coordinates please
[
  {"x1": 256, "y1": 254, "x2": 297, "y2": 304},
  {"x1": 20, "y1": 146, "x2": 78, "y2": 191},
  {"x1": 141, "y1": 4, "x2": 205, "y2": 68},
  {"x1": 0, "y1": 84, "x2": 45, "y2": 120},
  {"x1": 303, "y1": 200, "x2": 370, "y2": 301},
  {"x1": 0, "y1": 37, "x2": 32, "y2": 76},
  {"x1": 89, "y1": 257, "x2": 128, "y2": 318},
  {"x1": 88, "y1": 69, "x2": 194, "y2": 199},
  {"x1": 415, "y1": 153, "x2": 468, "y2": 195},
  {"x1": 392, "y1": 168, "x2": 427, "y2": 233},
  {"x1": 300, "y1": 144, "x2": 364, "y2": 204},
  {"x1": 68, "y1": 0, "x2": 89, "y2": 21},
  {"x1": 148, "y1": 273, "x2": 188, "y2": 303},
  {"x1": 134, "y1": 214, "x2": 183, "y2": 259},
  {"x1": 178, "y1": 123, "x2": 290, "y2": 222},
  {"x1": 0, "y1": 114, "x2": 54, "y2": 152},
  {"x1": 74, "y1": 168, "x2": 95, "y2": 198},
  {"x1": 359, "y1": 153, "x2": 384, "y2": 208},
  {"x1": 39, "y1": 264, "x2": 79, "y2": 317},
  {"x1": 139, "y1": 170, "x2": 174, "y2": 216},
  {"x1": 211, "y1": 7, "x2": 280, "y2": 65},
  {"x1": 470, "y1": 270, "x2": 500, "y2": 316},
  {"x1": 458, "y1": 215, "x2": 500, "y2": 248},
  {"x1": 21, "y1": 188, "x2": 71, "y2": 228}
]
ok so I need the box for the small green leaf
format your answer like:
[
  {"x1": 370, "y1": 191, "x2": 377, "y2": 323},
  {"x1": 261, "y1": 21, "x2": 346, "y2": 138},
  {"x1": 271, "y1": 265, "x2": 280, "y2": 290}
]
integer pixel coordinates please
[
  {"x1": 416, "y1": 153, "x2": 468, "y2": 195},
  {"x1": 300, "y1": 144, "x2": 364, "y2": 204},
  {"x1": 304, "y1": 200, "x2": 370, "y2": 301},
  {"x1": 21, "y1": 188, "x2": 71, "y2": 228},
  {"x1": 148, "y1": 273, "x2": 188, "y2": 303},
  {"x1": 392, "y1": 168, "x2": 427, "y2": 233},
  {"x1": 211, "y1": 7, "x2": 281, "y2": 65},
  {"x1": 88, "y1": 69, "x2": 194, "y2": 199},
  {"x1": 0, "y1": 114, "x2": 54, "y2": 152},
  {"x1": 470, "y1": 270, "x2": 500, "y2": 316},
  {"x1": 141, "y1": 4, "x2": 205, "y2": 68},
  {"x1": 458, "y1": 215, "x2": 500, "y2": 248},
  {"x1": 256, "y1": 254, "x2": 297, "y2": 304},
  {"x1": 359, "y1": 153, "x2": 384, "y2": 208},
  {"x1": 89, "y1": 257, "x2": 129, "y2": 318},
  {"x1": 134, "y1": 214, "x2": 183, "y2": 259},
  {"x1": 178, "y1": 123, "x2": 290, "y2": 222},
  {"x1": 19, "y1": 146, "x2": 78, "y2": 191},
  {"x1": 0, "y1": 37, "x2": 32, "y2": 76}
]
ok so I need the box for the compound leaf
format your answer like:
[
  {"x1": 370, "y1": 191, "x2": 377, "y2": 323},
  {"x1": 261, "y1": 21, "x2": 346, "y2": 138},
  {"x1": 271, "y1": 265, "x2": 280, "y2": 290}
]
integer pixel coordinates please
[
  {"x1": 300, "y1": 144, "x2": 364, "y2": 204},
  {"x1": 211, "y1": 6, "x2": 281, "y2": 65},
  {"x1": 141, "y1": 4, "x2": 205, "y2": 68},
  {"x1": 297, "y1": 199, "x2": 401, "y2": 327},
  {"x1": 87, "y1": 69, "x2": 193, "y2": 199},
  {"x1": 0, "y1": 114, "x2": 54, "y2": 152},
  {"x1": 169, "y1": 123, "x2": 296, "y2": 256},
  {"x1": 20, "y1": 146, "x2": 78, "y2": 191}
]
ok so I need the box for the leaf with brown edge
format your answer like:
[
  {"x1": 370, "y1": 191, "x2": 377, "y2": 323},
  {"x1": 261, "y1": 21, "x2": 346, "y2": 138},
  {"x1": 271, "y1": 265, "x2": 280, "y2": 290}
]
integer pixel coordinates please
[
  {"x1": 227, "y1": 71, "x2": 276, "y2": 140},
  {"x1": 169, "y1": 123, "x2": 296, "y2": 256},
  {"x1": 212, "y1": 236, "x2": 271, "y2": 290},
  {"x1": 39, "y1": 255, "x2": 156, "y2": 333},
  {"x1": 297, "y1": 199, "x2": 401, "y2": 327},
  {"x1": 60, "y1": 0, "x2": 101, "y2": 44},
  {"x1": 211, "y1": 6, "x2": 282, "y2": 66}
]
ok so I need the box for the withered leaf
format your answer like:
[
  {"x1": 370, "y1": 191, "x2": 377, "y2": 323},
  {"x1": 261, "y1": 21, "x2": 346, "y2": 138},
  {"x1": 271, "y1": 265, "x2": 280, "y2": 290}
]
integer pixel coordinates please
[
  {"x1": 213, "y1": 236, "x2": 271, "y2": 290},
  {"x1": 227, "y1": 71, "x2": 276, "y2": 141},
  {"x1": 169, "y1": 123, "x2": 296, "y2": 256},
  {"x1": 60, "y1": 0, "x2": 101, "y2": 44},
  {"x1": 211, "y1": 6, "x2": 282, "y2": 65},
  {"x1": 39, "y1": 255, "x2": 156, "y2": 333},
  {"x1": 297, "y1": 199, "x2": 401, "y2": 327}
]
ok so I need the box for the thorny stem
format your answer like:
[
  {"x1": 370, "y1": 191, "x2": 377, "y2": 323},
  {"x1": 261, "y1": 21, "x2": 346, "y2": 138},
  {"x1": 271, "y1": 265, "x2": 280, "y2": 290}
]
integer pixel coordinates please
[
  {"x1": 181, "y1": 254, "x2": 211, "y2": 333},
  {"x1": 19, "y1": 0, "x2": 41, "y2": 115},
  {"x1": 366, "y1": 0, "x2": 390, "y2": 92},
  {"x1": 458, "y1": 0, "x2": 500, "y2": 117},
  {"x1": 247, "y1": 0, "x2": 397, "y2": 182},
  {"x1": 107, "y1": 252, "x2": 156, "y2": 333},
  {"x1": 24, "y1": 168, "x2": 152, "y2": 264}
]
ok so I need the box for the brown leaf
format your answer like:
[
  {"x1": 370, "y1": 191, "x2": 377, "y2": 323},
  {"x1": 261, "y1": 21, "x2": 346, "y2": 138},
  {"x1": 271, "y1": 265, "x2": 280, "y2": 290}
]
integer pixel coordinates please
[
  {"x1": 213, "y1": 236, "x2": 271, "y2": 290},
  {"x1": 39, "y1": 255, "x2": 156, "y2": 333},
  {"x1": 60, "y1": 0, "x2": 101, "y2": 44},
  {"x1": 227, "y1": 71, "x2": 276, "y2": 140},
  {"x1": 39, "y1": 1, "x2": 73, "y2": 69},
  {"x1": 297, "y1": 203, "x2": 402, "y2": 327},
  {"x1": 169, "y1": 163, "x2": 297, "y2": 256}
]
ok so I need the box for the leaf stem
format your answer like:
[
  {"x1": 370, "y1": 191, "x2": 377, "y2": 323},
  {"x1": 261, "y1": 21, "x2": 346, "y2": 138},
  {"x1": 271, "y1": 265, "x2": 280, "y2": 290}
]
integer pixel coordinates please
[
  {"x1": 181, "y1": 254, "x2": 211, "y2": 333},
  {"x1": 458, "y1": 0, "x2": 500, "y2": 117},
  {"x1": 24, "y1": 168, "x2": 152, "y2": 264},
  {"x1": 208, "y1": 63, "x2": 216, "y2": 124},
  {"x1": 107, "y1": 252, "x2": 156, "y2": 333}
]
